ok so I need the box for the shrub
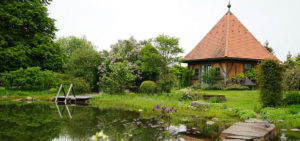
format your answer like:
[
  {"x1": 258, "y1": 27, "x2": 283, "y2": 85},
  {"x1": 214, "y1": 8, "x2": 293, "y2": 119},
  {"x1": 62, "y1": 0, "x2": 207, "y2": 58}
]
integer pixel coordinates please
[
  {"x1": 64, "y1": 45, "x2": 102, "y2": 91},
  {"x1": 99, "y1": 62, "x2": 137, "y2": 94},
  {"x1": 129, "y1": 92, "x2": 136, "y2": 96},
  {"x1": 53, "y1": 73, "x2": 90, "y2": 93},
  {"x1": 49, "y1": 88, "x2": 57, "y2": 93},
  {"x1": 224, "y1": 84, "x2": 249, "y2": 90},
  {"x1": 139, "y1": 81, "x2": 157, "y2": 94},
  {"x1": 284, "y1": 68, "x2": 300, "y2": 90},
  {"x1": 209, "y1": 82, "x2": 225, "y2": 90},
  {"x1": 257, "y1": 59, "x2": 284, "y2": 107},
  {"x1": 179, "y1": 89, "x2": 202, "y2": 101},
  {"x1": 157, "y1": 74, "x2": 174, "y2": 93},
  {"x1": 209, "y1": 97, "x2": 220, "y2": 103},
  {"x1": 1, "y1": 67, "x2": 55, "y2": 91},
  {"x1": 239, "y1": 110, "x2": 257, "y2": 120},
  {"x1": 231, "y1": 108, "x2": 256, "y2": 120},
  {"x1": 192, "y1": 82, "x2": 202, "y2": 90},
  {"x1": 245, "y1": 68, "x2": 257, "y2": 82},
  {"x1": 201, "y1": 68, "x2": 219, "y2": 85},
  {"x1": 285, "y1": 91, "x2": 300, "y2": 105}
]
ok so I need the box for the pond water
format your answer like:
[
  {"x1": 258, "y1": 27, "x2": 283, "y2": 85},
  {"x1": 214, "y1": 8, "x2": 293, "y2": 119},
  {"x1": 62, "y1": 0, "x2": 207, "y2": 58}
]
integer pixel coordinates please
[{"x1": 0, "y1": 102, "x2": 298, "y2": 141}]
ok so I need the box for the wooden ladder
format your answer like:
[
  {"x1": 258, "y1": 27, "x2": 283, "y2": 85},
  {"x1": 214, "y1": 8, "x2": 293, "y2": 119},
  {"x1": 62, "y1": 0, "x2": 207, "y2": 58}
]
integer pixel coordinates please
[{"x1": 55, "y1": 84, "x2": 76, "y2": 104}]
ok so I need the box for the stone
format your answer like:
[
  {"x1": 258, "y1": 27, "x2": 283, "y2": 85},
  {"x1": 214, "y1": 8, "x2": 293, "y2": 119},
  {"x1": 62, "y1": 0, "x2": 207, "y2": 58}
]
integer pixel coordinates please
[
  {"x1": 191, "y1": 101, "x2": 208, "y2": 107},
  {"x1": 26, "y1": 97, "x2": 33, "y2": 101},
  {"x1": 280, "y1": 129, "x2": 287, "y2": 132},
  {"x1": 206, "y1": 121, "x2": 215, "y2": 125},
  {"x1": 290, "y1": 128, "x2": 300, "y2": 132},
  {"x1": 212, "y1": 117, "x2": 219, "y2": 121},
  {"x1": 138, "y1": 109, "x2": 143, "y2": 112},
  {"x1": 277, "y1": 119, "x2": 283, "y2": 122},
  {"x1": 2, "y1": 96, "x2": 7, "y2": 98}
]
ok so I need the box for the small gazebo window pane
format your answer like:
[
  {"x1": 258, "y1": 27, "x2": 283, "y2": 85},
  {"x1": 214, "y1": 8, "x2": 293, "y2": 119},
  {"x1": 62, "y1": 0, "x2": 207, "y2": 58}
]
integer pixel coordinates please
[
  {"x1": 194, "y1": 68, "x2": 199, "y2": 77},
  {"x1": 244, "y1": 64, "x2": 254, "y2": 72}
]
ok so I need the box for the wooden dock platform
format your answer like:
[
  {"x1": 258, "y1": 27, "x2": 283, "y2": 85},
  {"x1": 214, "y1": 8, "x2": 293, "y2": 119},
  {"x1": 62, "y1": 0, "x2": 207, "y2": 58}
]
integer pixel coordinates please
[
  {"x1": 220, "y1": 121, "x2": 277, "y2": 140},
  {"x1": 54, "y1": 94, "x2": 98, "y2": 103}
]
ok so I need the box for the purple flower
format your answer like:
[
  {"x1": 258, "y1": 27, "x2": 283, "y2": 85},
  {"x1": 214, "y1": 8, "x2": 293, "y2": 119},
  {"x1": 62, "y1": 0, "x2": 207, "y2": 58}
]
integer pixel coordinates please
[
  {"x1": 169, "y1": 107, "x2": 173, "y2": 112},
  {"x1": 161, "y1": 109, "x2": 165, "y2": 113},
  {"x1": 167, "y1": 109, "x2": 170, "y2": 113},
  {"x1": 155, "y1": 105, "x2": 161, "y2": 109},
  {"x1": 161, "y1": 115, "x2": 164, "y2": 119},
  {"x1": 174, "y1": 108, "x2": 177, "y2": 112},
  {"x1": 162, "y1": 106, "x2": 166, "y2": 110},
  {"x1": 152, "y1": 107, "x2": 155, "y2": 111}
]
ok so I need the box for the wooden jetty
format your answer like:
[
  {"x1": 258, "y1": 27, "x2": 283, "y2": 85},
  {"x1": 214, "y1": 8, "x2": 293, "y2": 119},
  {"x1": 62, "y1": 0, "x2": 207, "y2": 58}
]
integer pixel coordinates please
[
  {"x1": 54, "y1": 84, "x2": 97, "y2": 104},
  {"x1": 220, "y1": 120, "x2": 277, "y2": 141},
  {"x1": 55, "y1": 95, "x2": 95, "y2": 103}
]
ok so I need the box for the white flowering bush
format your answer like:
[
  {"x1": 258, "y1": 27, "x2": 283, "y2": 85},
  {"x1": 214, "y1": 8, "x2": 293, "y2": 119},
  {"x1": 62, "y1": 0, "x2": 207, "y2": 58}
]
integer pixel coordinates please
[
  {"x1": 285, "y1": 68, "x2": 300, "y2": 90},
  {"x1": 100, "y1": 62, "x2": 137, "y2": 93}
]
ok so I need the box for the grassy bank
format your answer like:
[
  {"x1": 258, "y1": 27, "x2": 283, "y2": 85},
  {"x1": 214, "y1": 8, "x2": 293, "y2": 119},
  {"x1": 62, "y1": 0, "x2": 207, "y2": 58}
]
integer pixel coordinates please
[
  {"x1": 0, "y1": 87, "x2": 56, "y2": 101},
  {"x1": 89, "y1": 90, "x2": 300, "y2": 129}
]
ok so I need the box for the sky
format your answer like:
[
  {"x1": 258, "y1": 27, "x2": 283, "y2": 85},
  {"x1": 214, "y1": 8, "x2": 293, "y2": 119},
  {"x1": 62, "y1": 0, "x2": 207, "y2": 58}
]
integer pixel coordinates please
[{"x1": 48, "y1": 0, "x2": 300, "y2": 61}]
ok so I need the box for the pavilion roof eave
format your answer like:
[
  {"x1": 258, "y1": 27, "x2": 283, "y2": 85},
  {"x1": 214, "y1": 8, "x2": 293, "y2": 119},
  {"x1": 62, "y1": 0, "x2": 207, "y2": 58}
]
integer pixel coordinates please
[{"x1": 183, "y1": 57, "x2": 260, "y2": 63}]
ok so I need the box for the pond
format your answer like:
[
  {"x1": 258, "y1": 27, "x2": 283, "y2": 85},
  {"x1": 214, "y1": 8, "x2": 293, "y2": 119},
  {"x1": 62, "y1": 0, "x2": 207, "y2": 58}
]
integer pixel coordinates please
[{"x1": 0, "y1": 102, "x2": 298, "y2": 141}]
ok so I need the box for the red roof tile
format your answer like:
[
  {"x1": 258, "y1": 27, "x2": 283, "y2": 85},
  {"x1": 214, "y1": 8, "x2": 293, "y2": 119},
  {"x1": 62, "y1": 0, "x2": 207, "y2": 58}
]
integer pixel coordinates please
[{"x1": 184, "y1": 12, "x2": 278, "y2": 61}]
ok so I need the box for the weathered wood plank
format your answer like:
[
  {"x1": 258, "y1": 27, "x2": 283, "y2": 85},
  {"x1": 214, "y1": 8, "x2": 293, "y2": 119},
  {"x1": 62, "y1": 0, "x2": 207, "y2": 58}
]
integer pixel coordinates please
[{"x1": 220, "y1": 122, "x2": 277, "y2": 140}]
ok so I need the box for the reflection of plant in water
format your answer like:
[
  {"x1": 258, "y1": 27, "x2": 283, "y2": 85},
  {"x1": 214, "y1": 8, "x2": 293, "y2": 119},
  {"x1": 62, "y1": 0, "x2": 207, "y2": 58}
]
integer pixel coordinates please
[{"x1": 92, "y1": 130, "x2": 108, "y2": 141}]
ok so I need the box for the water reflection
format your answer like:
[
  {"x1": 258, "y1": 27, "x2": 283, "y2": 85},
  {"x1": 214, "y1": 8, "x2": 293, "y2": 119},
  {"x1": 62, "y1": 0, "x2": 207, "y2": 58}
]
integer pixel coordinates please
[
  {"x1": 55, "y1": 103, "x2": 74, "y2": 119},
  {"x1": 1, "y1": 102, "x2": 297, "y2": 141}
]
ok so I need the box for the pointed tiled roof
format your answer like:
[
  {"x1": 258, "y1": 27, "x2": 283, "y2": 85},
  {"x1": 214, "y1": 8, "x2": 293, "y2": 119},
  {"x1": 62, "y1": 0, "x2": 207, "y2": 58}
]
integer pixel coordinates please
[{"x1": 184, "y1": 10, "x2": 278, "y2": 62}]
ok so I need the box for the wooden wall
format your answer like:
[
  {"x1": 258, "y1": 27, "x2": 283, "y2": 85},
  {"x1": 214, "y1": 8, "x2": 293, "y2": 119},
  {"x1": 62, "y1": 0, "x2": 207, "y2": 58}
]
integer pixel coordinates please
[{"x1": 188, "y1": 60, "x2": 258, "y2": 83}]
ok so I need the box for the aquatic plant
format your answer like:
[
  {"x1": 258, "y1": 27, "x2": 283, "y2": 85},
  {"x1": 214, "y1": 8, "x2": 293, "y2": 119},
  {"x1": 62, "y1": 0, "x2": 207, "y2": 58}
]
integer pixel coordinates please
[{"x1": 152, "y1": 105, "x2": 177, "y2": 119}]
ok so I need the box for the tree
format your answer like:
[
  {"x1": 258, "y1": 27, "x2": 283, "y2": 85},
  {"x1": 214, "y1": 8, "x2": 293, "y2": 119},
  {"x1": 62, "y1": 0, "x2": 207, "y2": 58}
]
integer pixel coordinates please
[
  {"x1": 65, "y1": 46, "x2": 102, "y2": 91},
  {"x1": 153, "y1": 34, "x2": 184, "y2": 64},
  {"x1": 139, "y1": 43, "x2": 166, "y2": 81},
  {"x1": 98, "y1": 37, "x2": 142, "y2": 90},
  {"x1": 170, "y1": 65, "x2": 193, "y2": 88},
  {"x1": 263, "y1": 40, "x2": 274, "y2": 54},
  {"x1": 284, "y1": 52, "x2": 300, "y2": 70},
  {"x1": 100, "y1": 62, "x2": 137, "y2": 93},
  {"x1": 257, "y1": 59, "x2": 284, "y2": 107},
  {"x1": 56, "y1": 36, "x2": 94, "y2": 57},
  {"x1": 0, "y1": 0, "x2": 65, "y2": 72}
]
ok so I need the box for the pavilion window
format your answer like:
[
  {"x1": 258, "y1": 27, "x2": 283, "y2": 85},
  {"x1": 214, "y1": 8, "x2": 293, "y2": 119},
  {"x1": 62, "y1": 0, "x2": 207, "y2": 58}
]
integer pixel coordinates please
[
  {"x1": 202, "y1": 64, "x2": 212, "y2": 74},
  {"x1": 215, "y1": 67, "x2": 221, "y2": 77},
  {"x1": 244, "y1": 63, "x2": 254, "y2": 72},
  {"x1": 193, "y1": 68, "x2": 200, "y2": 77}
]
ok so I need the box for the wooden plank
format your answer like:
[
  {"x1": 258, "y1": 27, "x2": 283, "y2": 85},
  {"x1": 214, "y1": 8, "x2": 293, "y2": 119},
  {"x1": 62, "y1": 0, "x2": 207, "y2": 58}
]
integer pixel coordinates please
[{"x1": 220, "y1": 122, "x2": 277, "y2": 140}]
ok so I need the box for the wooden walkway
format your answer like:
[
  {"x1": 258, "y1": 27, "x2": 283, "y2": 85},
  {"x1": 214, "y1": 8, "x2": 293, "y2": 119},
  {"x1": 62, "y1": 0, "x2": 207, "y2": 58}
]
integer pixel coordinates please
[{"x1": 54, "y1": 93, "x2": 98, "y2": 103}]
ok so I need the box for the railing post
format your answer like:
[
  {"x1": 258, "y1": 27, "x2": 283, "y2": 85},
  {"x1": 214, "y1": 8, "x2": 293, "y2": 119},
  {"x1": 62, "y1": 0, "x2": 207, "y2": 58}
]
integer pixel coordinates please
[
  {"x1": 55, "y1": 84, "x2": 63, "y2": 102},
  {"x1": 65, "y1": 84, "x2": 73, "y2": 104}
]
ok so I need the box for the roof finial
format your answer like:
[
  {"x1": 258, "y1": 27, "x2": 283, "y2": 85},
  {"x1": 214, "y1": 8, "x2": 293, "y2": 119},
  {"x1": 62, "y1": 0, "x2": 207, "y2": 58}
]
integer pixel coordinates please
[{"x1": 227, "y1": 0, "x2": 231, "y2": 14}]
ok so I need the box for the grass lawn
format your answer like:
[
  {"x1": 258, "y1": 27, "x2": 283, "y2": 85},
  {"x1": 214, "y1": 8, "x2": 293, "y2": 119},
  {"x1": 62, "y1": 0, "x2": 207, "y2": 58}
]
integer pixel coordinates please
[{"x1": 196, "y1": 90, "x2": 261, "y2": 110}]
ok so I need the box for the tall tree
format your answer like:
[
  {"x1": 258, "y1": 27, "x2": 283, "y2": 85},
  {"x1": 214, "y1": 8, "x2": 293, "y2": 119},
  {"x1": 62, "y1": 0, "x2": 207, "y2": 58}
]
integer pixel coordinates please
[
  {"x1": 153, "y1": 34, "x2": 184, "y2": 64},
  {"x1": 56, "y1": 36, "x2": 94, "y2": 57},
  {"x1": 139, "y1": 43, "x2": 166, "y2": 81},
  {"x1": 0, "y1": 0, "x2": 65, "y2": 72},
  {"x1": 263, "y1": 40, "x2": 274, "y2": 54}
]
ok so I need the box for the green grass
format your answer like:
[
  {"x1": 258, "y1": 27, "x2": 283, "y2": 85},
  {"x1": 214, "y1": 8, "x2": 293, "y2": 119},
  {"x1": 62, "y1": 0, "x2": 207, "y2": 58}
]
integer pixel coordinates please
[
  {"x1": 90, "y1": 91, "x2": 238, "y2": 121},
  {"x1": 196, "y1": 90, "x2": 261, "y2": 110}
]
